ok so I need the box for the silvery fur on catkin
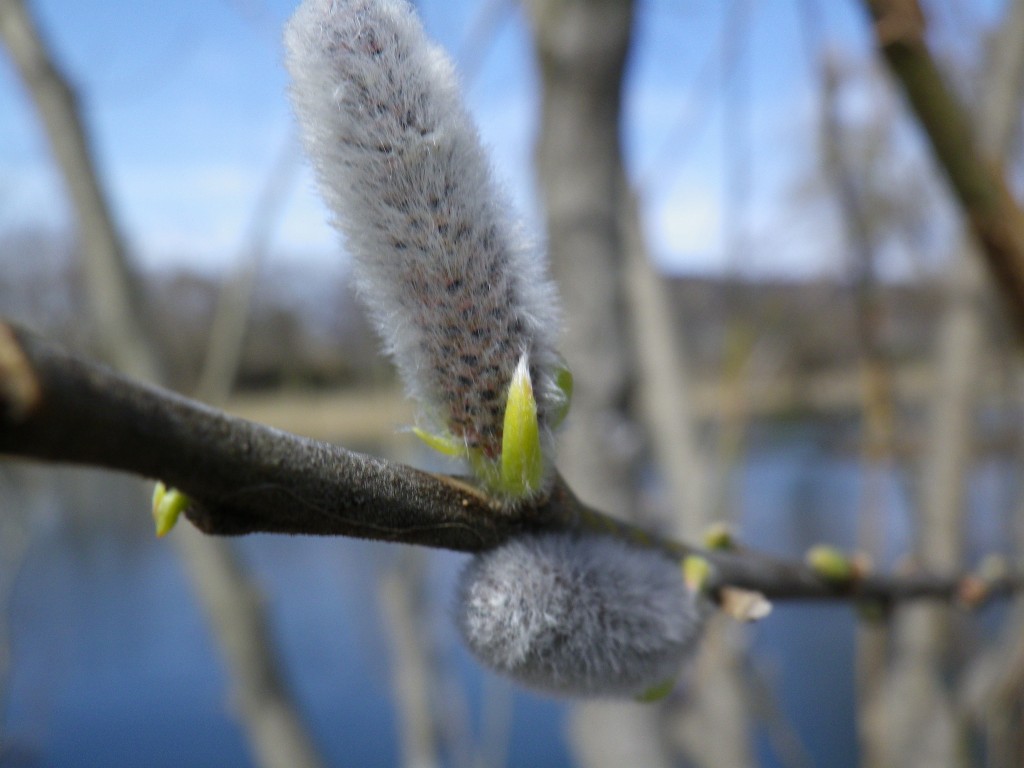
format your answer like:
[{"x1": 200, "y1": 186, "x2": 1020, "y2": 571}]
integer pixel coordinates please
[
  {"x1": 284, "y1": 0, "x2": 563, "y2": 461},
  {"x1": 457, "y1": 533, "x2": 709, "y2": 697}
]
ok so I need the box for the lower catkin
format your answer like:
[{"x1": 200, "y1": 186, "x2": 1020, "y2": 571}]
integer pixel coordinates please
[{"x1": 456, "y1": 533, "x2": 709, "y2": 698}]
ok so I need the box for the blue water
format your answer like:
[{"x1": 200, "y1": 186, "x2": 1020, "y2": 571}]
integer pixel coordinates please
[
  {"x1": 0, "y1": 489, "x2": 575, "y2": 768},
  {"x1": 0, "y1": 424, "x2": 1018, "y2": 767}
]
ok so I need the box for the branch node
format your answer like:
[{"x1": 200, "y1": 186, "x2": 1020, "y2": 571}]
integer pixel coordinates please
[{"x1": 0, "y1": 322, "x2": 42, "y2": 421}]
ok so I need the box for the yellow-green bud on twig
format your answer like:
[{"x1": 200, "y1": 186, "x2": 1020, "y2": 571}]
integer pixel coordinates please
[
  {"x1": 683, "y1": 555, "x2": 712, "y2": 593},
  {"x1": 703, "y1": 522, "x2": 736, "y2": 551},
  {"x1": 635, "y1": 677, "x2": 677, "y2": 703},
  {"x1": 498, "y1": 355, "x2": 543, "y2": 498},
  {"x1": 151, "y1": 482, "x2": 190, "y2": 538},
  {"x1": 806, "y1": 545, "x2": 855, "y2": 583}
]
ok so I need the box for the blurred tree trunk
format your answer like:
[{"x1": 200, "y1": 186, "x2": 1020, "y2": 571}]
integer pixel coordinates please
[
  {"x1": 0, "y1": 3, "x2": 325, "y2": 767},
  {"x1": 526, "y1": 1, "x2": 752, "y2": 765},
  {"x1": 861, "y1": 1, "x2": 1024, "y2": 766},
  {"x1": 863, "y1": 0, "x2": 1024, "y2": 340},
  {"x1": 0, "y1": 0, "x2": 162, "y2": 384},
  {"x1": 623, "y1": 165, "x2": 755, "y2": 768},
  {"x1": 526, "y1": 0, "x2": 639, "y2": 518},
  {"x1": 623, "y1": 196, "x2": 708, "y2": 536},
  {"x1": 524, "y1": 1, "x2": 670, "y2": 766}
]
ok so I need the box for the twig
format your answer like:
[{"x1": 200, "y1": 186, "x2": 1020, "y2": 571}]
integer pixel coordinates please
[
  {"x1": 863, "y1": 0, "x2": 1024, "y2": 341},
  {"x1": 3, "y1": 319, "x2": 1023, "y2": 606}
]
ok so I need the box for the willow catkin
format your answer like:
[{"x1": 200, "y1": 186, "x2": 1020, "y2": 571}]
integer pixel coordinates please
[
  {"x1": 284, "y1": 0, "x2": 564, "y2": 478},
  {"x1": 457, "y1": 533, "x2": 709, "y2": 698}
]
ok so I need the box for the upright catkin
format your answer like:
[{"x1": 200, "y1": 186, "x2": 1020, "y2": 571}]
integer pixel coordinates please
[{"x1": 284, "y1": 0, "x2": 564, "y2": 483}]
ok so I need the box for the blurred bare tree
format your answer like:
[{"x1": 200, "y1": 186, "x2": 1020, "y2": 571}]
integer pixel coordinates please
[{"x1": 0, "y1": 1, "x2": 325, "y2": 766}]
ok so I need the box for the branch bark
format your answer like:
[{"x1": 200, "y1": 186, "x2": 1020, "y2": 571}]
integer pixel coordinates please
[{"x1": 4, "y1": 319, "x2": 1023, "y2": 608}]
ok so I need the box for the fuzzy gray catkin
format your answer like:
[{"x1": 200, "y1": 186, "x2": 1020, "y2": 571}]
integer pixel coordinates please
[
  {"x1": 457, "y1": 533, "x2": 710, "y2": 698},
  {"x1": 284, "y1": 0, "x2": 563, "y2": 468}
]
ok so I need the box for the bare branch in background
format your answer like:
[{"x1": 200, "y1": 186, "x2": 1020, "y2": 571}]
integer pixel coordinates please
[
  {"x1": 195, "y1": 135, "x2": 300, "y2": 405},
  {"x1": 863, "y1": 0, "x2": 1024, "y2": 340},
  {"x1": 378, "y1": 551, "x2": 441, "y2": 768},
  {"x1": 855, "y1": 0, "x2": 1024, "y2": 765},
  {"x1": 0, "y1": 0, "x2": 163, "y2": 383},
  {"x1": 946, "y1": 2, "x2": 1024, "y2": 760},
  {"x1": 816, "y1": 48, "x2": 899, "y2": 766},
  {"x1": 0, "y1": 2, "x2": 325, "y2": 765}
]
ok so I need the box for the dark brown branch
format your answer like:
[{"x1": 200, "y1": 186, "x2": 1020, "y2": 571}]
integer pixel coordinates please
[
  {"x1": 0, "y1": 322, "x2": 560, "y2": 550},
  {"x1": 863, "y1": 0, "x2": 1024, "y2": 340},
  {"x1": 2, "y1": 319, "x2": 1022, "y2": 606}
]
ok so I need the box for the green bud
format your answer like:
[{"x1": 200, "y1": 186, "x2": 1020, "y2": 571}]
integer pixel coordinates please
[
  {"x1": 412, "y1": 427, "x2": 467, "y2": 457},
  {"x1": 703, "y1": 522, "x2": 736, "y2": 551},
  {"x1": 682, "y1": 555, "x2": 712, "y2": 593},
  {"x1": 152, "y1": 482, "x2": 190, "y2": 538},
  {"x1": 548, "y1": 357, "x2": 574, "y2": 429},
  {"x1": 635, "y1": 677, "x2": 676, "y2": 703},
  {"x1": 498, "y1": 355, "x2": 544, "y2": 498},
  {"x1": 806, "y1": 545, "x2": 854, "y2": 583}
]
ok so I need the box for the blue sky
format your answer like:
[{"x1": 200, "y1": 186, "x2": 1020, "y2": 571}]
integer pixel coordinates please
[{"x1": 0, "y1": 0, "x2": 1007, "y2": 276}]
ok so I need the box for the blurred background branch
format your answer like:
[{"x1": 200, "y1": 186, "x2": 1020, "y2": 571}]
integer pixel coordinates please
[
  {"x1": 863, "y1": 0, "x2": 1024, "y2": 341},
  {"x1": 0, "y1": 2, "x2": 324, "y2": 766}
]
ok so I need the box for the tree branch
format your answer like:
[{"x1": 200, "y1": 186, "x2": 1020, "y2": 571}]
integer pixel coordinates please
[
  {"x1": 0, "y1": 0, "x2": 164, "y2": 382},
  {"x1": 0, "y1": 322, "x2": 543, "y2": 549},
  {"x1": 2, "y1": 319, "x2": 1022, "y2": 606},
  {"x1": 863, "y1": 0, "x2": 1024, "y2": 340}
]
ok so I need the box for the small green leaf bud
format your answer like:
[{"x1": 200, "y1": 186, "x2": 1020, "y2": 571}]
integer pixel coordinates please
[
  {"x1": 151, "y1": 482, "x2": 190, "y2": 538},
  {"x1": 806, "y1": 545, "x2": 855, "y2": 583}
]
